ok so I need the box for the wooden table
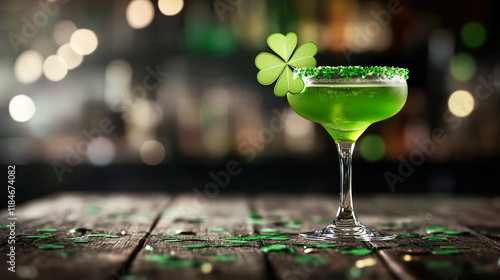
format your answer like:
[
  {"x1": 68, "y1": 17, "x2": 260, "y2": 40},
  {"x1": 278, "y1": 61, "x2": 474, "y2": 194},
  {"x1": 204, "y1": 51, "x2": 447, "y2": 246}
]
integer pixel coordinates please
[{"x1": 1, "y1": 192, "x2": 500, "y2": 280}]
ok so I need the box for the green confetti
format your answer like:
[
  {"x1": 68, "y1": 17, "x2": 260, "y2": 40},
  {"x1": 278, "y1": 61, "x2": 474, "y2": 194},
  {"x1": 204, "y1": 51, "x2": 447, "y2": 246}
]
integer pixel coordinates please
[
  {"x1": 37, "y1": 228, "x2": 59, "y2": 233},
  {"x1": 55, "y1": 251, "x2": 79, "y2": 258},
  {"x1": 74, "y1": 240, "x2": 91, "y2": 243},
  {"x1": 22, "y1": 235, "x2": 54, "y2": 239},
  {"x1": 258, "y1": 228, "x2": 279, "y2": 233},
  {"x1": 87, "y1": 234, "x2": 106, "y2": 237},
  {"x1": 248, "y1": 211, "x2": 262, "y2": 220},
  {"x1": 440, "y1": 246, "x2": 470, "y2": 249},
  {"x1": 0, "y1": 225, "x2": 10, "y2": 229},
  {"x1": 189, "y1": 219, "x2": 203, "y2": 224},
  {"x1": 211, "y1": 255, "x2": 238, "y2": 261},
  {"x1": 211, "y1": 244, "x2": 251, "y2": 248},
  {"x1": 145, "y1": 254, "x2": 204, "y2": 269},
  {"x1": 422, "y1": 236, "x2": 448, "y2": 241},
  {"x1": 255, "y1": 32, "x2": 318, "y2": 97},
  {"x1": 38, "y1": 244, "x2": 65, "y2": 250},
  {"x1": 426, "y1": 260, "x2": 454, "y2": 269},
  {"x1": 261, "y1": 244, "x2": 295, "y2": 253},
  {"x1": 161, "y1": 239, "x2": 183, "y2": 242},
  {"x1": 70, "y1": 228, "x2": 92, "y2": 234},
  {"x1": 341, "y1": 248, "x2": 373, "y2": 255},
  {"x1": 422, "y1": 226, "x2": 446, "y2": 234},
  {"x1": 294, "y1": 255, "x2": 328, "y2": 265},
  {"x1": 432, "y1": 249, "x2": 460, "y2": 255},
  {"x1": 438, "y1": 230, "x2": 471, "y2": 235},
  {"x1": 103, "y1": 235, "x2": 120, "y2": 238},
  {"x1": 397, "y1": 233, "x2": 421, "y2": 238},
  {"x1": 183, "y1": 244, "x2": 211, "y2": 249},
  {"x1": 208, "y1": 227, "x2": 233, "y2": 232}
]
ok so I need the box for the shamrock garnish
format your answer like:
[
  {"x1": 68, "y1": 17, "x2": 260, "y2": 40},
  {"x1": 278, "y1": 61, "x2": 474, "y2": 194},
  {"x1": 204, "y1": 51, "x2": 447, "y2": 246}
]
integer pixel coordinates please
[{"x1": 255, "y1": 32, "x2": 318, "y2": 97}]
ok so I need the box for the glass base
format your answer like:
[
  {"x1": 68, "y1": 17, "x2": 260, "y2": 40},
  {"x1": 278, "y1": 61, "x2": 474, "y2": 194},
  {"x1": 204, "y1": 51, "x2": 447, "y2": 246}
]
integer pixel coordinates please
[{"x1": 299, "y1": 224, "x2": 395, "y2": 241}]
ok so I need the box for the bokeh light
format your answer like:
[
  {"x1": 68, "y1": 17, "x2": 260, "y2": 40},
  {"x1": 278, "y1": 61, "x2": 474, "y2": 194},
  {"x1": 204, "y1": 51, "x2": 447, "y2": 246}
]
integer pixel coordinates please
[
  {"x1": 53, "y1": 20, "x2": 77, "y2": 46},
  {"x1": 359, "y1": 134, "x2": 385, "y2": 162},
  {"x1": 355, "y1": 258, "x2": 377, "y2": 268},
  {"x1": 70, "y1": 29, "x2": 98, "y2": 55},
  {"x1": 43, "y1": 55, "x2": 68, "y2": 81},
  {"x1": 428, "y1": 29, "x2": 454, "y2": 70},
  {"x1": 158, "y1": 0, "x2": 184, "y2": 16},
  {"x1": 140, "y1": 140, "x2": 166, "y2": 165},
  {"x1": 14, "y1": 50, "x2": 44, "y2": 84},
  {"x1": 9, "y1": 95, "x2": 36, "y2": 122},
  {"x1": 461, "y1": 21, "x2": 486, "y2": 49},
  {"x1": 450, "y1": 53, "x2": 476, "y2": 82},
  {"x1": 126, "y1": 0, "x2": 155, "y2": 29},
  {"x1": 284, "y1": 109, "x2": 315, "y2": 153},
  {"x1": 57, "y1": 43, "x2": 83, "y2": 70},
  {"x1": 87, "y1": 138, "x2": 116, "y2": 166},
  {"x1": 448, "y1": 90, "x2": 474, "y2": 117}
]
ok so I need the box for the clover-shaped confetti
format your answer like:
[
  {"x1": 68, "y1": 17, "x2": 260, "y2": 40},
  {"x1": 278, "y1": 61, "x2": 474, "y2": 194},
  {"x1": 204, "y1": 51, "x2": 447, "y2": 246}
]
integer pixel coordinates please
[{"x1": 255, "y1": 32, "x2": 317, "y2": 97}]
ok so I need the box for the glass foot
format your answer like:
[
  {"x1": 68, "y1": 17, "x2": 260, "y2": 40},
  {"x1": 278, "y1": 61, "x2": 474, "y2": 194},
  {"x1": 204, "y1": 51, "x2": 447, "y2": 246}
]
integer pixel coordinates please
[{"x1": 299, "y1": 224, "x2": 395, "y2": 241}]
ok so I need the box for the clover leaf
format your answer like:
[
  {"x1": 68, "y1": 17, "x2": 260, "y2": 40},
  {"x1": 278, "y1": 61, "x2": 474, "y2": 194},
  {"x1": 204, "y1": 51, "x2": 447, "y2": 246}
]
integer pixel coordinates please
[{"x1": 255, "y1": 32, "x2": 317, "y2": 97}]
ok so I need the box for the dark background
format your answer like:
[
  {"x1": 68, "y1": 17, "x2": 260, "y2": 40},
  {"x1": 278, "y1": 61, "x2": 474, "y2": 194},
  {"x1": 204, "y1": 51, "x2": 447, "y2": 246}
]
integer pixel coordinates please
[{"x1": 1, "y1": 0, "x2": 499, "y2": 206}]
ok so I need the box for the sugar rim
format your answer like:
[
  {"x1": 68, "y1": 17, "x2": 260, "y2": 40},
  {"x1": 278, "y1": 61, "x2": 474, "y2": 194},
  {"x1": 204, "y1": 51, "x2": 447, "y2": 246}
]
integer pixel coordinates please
[{"x1": 294, "y1": 66, "x2": 409, "y2": 80}]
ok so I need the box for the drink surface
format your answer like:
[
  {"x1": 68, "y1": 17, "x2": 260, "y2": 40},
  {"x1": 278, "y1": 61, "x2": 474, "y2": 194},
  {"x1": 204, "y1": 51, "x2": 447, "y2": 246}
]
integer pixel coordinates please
[{"x1": 287, "y1": 83, "x2": 407, "y2": 142}]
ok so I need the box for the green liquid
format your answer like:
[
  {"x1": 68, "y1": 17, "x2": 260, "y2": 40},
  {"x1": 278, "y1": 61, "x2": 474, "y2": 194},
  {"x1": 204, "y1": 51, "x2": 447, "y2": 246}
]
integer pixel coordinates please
[{"x1": 287, "y1": 84, "x2": 407, "y2": 142}]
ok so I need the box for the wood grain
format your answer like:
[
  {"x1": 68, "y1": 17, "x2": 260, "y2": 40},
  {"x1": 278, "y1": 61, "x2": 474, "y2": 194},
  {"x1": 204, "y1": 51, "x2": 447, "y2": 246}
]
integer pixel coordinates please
[
  {"x1": 1, "y1": 193, "x2": 500, "y2": 280},
  {"x1": 0, "y1": 192, "x2": 169, "y2": 280}
]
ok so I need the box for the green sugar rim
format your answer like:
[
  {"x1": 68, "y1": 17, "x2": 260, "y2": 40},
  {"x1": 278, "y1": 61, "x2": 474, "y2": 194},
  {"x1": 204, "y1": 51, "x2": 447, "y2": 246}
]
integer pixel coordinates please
[{"x1": 294, "y1": 66, "x2": 409, "y2": 80}]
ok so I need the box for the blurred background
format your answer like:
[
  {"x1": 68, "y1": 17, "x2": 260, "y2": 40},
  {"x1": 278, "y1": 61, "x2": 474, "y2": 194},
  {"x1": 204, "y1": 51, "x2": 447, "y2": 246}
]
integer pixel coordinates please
[{"x1": 1, "y1": 0, "x2": 499, "y2": 205}]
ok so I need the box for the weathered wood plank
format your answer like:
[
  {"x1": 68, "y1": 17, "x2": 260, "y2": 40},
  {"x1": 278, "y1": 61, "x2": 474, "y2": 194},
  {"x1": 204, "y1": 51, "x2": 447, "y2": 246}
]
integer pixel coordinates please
[
  {"x1": 362, "y1": 194, "x2": 500, "y2": 280},
  {"x1": 2, "y1": 192, "x2": 500, "y2": 280},
  {"x1": 0, "y1": 192, "x2": 170, "y2": 280},
  {"x1": 254, "y1": 194, "x2": 397, "y2": 280},
  {"x1": 129, "y1": 194, "x2": 270, "y2": 280}
]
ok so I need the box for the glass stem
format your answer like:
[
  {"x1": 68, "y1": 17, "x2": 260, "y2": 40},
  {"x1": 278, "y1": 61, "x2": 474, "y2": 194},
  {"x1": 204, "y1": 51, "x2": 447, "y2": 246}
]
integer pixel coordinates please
[{"x1": 334, "y1": 142, "x2": 361, "y2": 227}]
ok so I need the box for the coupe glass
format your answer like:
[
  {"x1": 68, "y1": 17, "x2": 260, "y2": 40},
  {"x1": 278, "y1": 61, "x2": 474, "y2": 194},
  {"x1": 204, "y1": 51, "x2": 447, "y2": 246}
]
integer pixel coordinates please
[{"x1": 287, "y1": 67, "x2": 408, "y2": 241}]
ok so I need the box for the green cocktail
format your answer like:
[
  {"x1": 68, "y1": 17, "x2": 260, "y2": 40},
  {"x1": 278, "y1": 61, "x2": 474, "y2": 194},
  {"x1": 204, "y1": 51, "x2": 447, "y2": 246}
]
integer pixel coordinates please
[
  {"x1": 287, "y1": 80, "x2": 407, "y2": 143},
  {"x1": 289, "y1": 66, "x2": 408, "y2": 241}
]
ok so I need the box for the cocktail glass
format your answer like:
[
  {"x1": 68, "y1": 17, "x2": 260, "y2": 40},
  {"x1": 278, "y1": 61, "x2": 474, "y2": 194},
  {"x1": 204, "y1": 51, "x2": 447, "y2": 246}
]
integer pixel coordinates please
[{"x1": 287, "y1": 67, "x2": 408, "y2": 241}]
